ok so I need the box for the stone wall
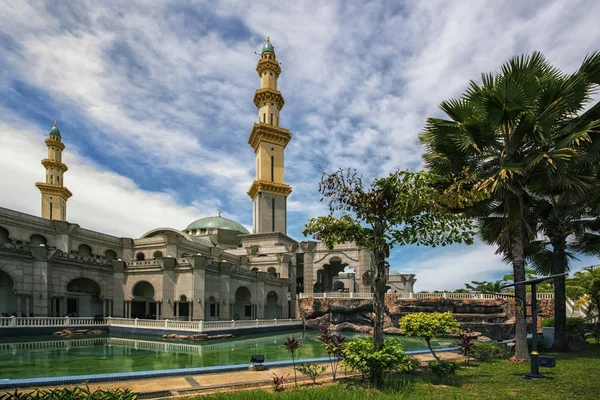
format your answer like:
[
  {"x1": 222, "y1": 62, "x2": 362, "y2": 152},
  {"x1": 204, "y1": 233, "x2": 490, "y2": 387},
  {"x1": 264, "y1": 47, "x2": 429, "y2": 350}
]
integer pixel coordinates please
[{"x1": 298, "y1": 295, "x2": 530, "y2": 339}]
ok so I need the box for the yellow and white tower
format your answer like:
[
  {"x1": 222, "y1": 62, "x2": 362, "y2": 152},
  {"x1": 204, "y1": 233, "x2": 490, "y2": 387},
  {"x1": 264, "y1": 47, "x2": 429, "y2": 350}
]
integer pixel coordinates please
[
  {"x1": 35, "y1": 121, "x2": 72, "y2": 221},
  {"x1": 248, "y1": 37, "x2": 293, "y2": 234}
]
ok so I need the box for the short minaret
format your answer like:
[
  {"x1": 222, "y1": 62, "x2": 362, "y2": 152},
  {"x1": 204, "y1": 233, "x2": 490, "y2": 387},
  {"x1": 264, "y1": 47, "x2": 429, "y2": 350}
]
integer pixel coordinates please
[
  {"x1": 248, "y1": 37, "x2": 293, "y2": 234},
  {"x1": 35, "y1": 121, "x2": 72, "y2": 221}
]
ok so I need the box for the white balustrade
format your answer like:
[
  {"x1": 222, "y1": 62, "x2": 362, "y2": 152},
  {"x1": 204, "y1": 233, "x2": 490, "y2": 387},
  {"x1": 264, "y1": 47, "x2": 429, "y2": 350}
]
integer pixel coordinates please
[
  {"x1": 0, "y1": 316, "x2": 108, "y2": 328},
  {"x1": 299, "y1": 291, "x2": 554, "y2": 300}
]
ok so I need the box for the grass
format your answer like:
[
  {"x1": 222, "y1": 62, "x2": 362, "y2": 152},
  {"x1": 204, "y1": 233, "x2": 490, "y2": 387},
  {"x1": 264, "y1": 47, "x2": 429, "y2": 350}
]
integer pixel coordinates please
[{"x1": 191, "y1": 342, "x2": 600, "y2": 400}]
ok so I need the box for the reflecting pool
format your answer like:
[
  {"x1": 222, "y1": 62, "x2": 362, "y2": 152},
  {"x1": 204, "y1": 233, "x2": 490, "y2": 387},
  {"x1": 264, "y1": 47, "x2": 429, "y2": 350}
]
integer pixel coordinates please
[{"x1": 0, "y1": 330, "x2": 456, "y2": 379}]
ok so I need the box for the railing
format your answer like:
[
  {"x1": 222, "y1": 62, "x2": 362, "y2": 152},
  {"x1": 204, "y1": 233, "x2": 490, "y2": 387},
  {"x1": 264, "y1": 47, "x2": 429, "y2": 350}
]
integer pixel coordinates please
[
  {"x1": 299, "y1": 292, "x2": 374, "y2": 299},
  {"x1": 0, "y1": 316, "x2": 106, "y2": 328},
  {"x1": 299, "y1": 292, "x2": 555, "y2": 300},
  {"x1": 106, "y1": 317, "x2": 303, "y2": 333}
]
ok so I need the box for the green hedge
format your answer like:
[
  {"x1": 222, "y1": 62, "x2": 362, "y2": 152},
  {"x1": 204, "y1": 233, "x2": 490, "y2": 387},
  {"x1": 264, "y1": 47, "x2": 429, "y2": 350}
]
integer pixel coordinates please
[{"x1": 0, "y1": 385, "x2": 137, "y2": 399}]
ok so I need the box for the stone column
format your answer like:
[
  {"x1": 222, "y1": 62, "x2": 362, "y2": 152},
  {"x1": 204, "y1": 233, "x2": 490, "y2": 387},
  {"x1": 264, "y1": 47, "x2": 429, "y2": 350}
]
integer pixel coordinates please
[
  {"x1": 60, "y1": 296, "x2": 67, "y2": 316},
  {"x1": 156, "y1": 303, "x2": 160, "y2": 320},
  {"x1": 174, "y1": 302, "x2": 178, "y2": 319},
  {"x1": 30, "y1": 247, "x2": 50, "y2": 316},
  {"x1": 191, "y1": 255, "x2": 207, "y2": 321},
  {"x1": 302, "y1": 246, "x2": 316, "y2": 295},
  {"x1": 103, "y1": 300, "x2": 108, "y2": 317},
  {"x1": 25, "y1": 296, "x2": 30, "y2": 317},
  {"x1": 111, "y1": 260, "x2": 126, "y2": 317},
  {"x1": 256, "y1": 272, "x2": 267, "y2": 319},
  {"x1": 16, "y1": 295, "x2": 22, "y2": 317},
  {"x1": 219, "y1": 263, "x2": 232, "y2": 321},
  {"x1": 160, "y1": 257, "x2": 176, "y2": 319}
]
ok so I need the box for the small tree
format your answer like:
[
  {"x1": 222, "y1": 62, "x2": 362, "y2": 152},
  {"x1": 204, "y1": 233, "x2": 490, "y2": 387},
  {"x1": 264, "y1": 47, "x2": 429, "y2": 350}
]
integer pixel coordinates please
[
  {"x1": 457, "y1": 331, "x2": 476, "y2": 365},
  {"x1": 400, "y1": 312, "x2": 461, "y2": 362},
  {"x1": 303, "y1": 169, "x2": 475, "y2": 389},
  {"x1": 316, "y1": 325, "x2": 346, "y2": 382},
  {"x1": 341, "y1": 337, "x2": 415, "y2": 385},
  {"x1": 280, "y1": 336, "x2": 302, "y2": 386},
  {"x1": 296, "y1": 363, "x2": 327, "y2": 384}
]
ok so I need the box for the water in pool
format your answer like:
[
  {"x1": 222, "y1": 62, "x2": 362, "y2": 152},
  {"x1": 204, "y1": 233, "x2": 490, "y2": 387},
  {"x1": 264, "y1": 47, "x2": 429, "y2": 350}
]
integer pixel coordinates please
[{"x1": 0, "y1": 330, "x2": 455, "y2": 379}]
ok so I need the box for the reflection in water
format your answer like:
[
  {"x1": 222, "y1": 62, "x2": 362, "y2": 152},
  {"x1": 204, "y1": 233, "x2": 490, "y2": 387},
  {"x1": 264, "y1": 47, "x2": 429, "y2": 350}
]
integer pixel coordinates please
[{"x1": 0, "y1": 330, "x2": 455, "y2": 379}]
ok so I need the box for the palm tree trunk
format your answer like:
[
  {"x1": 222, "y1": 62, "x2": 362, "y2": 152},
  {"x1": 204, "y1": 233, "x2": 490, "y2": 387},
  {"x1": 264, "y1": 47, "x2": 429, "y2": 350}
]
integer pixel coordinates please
[
  {"x1": 551, "y1": 237, "x2": 569, "y2": 351},
  {"x1": 511, "y1": 227, "x2": 530, "y2": 361}
]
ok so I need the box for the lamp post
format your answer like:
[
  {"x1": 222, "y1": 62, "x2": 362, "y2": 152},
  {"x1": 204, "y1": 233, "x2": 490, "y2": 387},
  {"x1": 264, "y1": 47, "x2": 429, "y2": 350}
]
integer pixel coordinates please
[{"x1": 501, "y1": 272, "x2": 566, "y2": 379}]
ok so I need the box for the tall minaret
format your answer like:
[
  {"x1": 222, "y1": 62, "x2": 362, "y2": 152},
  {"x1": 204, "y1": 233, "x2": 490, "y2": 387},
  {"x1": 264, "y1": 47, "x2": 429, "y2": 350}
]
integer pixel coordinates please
[
  {"x1": 248, "y1": 37, "x2": 292, "y2": 234},
  {"x1": 35, "y1": 121, "x2": 72, "y2": 221}
]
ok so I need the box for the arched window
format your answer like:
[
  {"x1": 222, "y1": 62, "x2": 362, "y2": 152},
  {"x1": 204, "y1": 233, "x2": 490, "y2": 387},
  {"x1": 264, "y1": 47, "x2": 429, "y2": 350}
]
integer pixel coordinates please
[
  {"x1": 78, "y1": 244, "x2": 92, "y2": 257},
  {"x1": 267, "y1": 267, "x2": 277, "y2": 276},
  {"x1": 136, "y1": 252, "x2": 145, "y2": 261},
  {"x1": 251, "y1": 267, "x2": 259, "y2": 272},
  {"x1": 132, "y1": 281, "x2": 154, "y2": 298},
  {"x1": 153, "y1": 250, "x2": 163, "y2": 258},
  {"x1": 29, "y1": 234, "x2": 47, "y2": 246},
  {"x1": 104, "y1": 249, "x2": 117, "y2": 261},
  {"x1": 0, "y1": 226, "x2": 10, "y2": 243}
]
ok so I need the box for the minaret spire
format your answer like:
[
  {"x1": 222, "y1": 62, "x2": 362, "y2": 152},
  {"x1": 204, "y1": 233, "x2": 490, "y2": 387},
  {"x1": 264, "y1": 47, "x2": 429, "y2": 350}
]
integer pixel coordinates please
[
  {"x1": 248, "y1": 37, "x2": 292, "y2": 234},
  {"x1": 35, "y1": 121, "x2": 72, "y2": 221}
]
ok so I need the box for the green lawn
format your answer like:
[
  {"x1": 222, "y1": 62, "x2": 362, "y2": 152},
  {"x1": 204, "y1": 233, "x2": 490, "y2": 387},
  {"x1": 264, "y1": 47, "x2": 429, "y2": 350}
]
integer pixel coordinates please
[{"x1": 194, "y1": 343, "x2": 600, "y2": 400}]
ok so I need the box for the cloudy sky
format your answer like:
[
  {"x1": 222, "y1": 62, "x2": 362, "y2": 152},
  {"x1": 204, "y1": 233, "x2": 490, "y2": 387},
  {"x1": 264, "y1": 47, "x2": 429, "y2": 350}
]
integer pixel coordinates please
[{"x1": 1, "y1": 0, "x2": 598, "y2": 291}]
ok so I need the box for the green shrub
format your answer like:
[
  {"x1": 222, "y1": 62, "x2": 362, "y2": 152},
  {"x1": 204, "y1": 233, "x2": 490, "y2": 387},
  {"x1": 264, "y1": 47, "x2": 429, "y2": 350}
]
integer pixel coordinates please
[
  {"x1": 2, "y1": 385, "x2": 137, "y2": 399},
  {"x1": 297, "y1": 362, "x2": 327, "y2": 384},
  {"x1": 527, "y1": 337, "x2": 549, "y2": 350},
  {"x1": 341, "y1": 337, "x2": 415, "y2": 384},
  {"x1": 542, "y1": 317, "x2": 554, "y2": 328},
  {"x1": 428, "y1": 360, "x2": 461, "y2": 384},
  {"x1": 399, "y1": 312, "x2": 461, "y2": 362},
  {"x1": 471, "y1": 342, "x2": 510, "y2": 362},
  {"x1": 541, "y1": 317, "x2": 586, "y2": 336}
]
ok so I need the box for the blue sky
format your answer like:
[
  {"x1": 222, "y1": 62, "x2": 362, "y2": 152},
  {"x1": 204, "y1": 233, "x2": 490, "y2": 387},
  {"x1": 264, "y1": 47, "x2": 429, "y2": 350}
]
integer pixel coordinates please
[{"x1": 1, "y1": 0, "x2": 599, "y2": 290}]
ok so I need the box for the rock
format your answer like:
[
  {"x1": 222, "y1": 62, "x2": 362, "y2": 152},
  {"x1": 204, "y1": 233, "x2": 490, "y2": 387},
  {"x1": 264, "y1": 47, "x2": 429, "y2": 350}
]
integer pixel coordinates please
[
  {"x1": 478, "y1": 336, "x2": 492, "y2": 342},
  {"x1": 190, "y1": 334, "x2": 208, "y2": 341},
  {"x1": 383, "y1": 327, "x2": 404, "y2": 335},
  {"x1": 331, "y1": 322, "x2": 372, "y2": 333},
  {"x1": 87, "y1": 330, "x2": 106, "y2": 335},
  {"x1": 207, "y1": 334, "x2": 234, "y2": 340}
]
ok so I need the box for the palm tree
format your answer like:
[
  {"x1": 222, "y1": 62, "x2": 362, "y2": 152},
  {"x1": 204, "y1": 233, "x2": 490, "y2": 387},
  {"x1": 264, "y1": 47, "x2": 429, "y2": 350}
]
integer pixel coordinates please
[
  {"x1": 567, "y1": 266, "x2": 600, "y2": 323},
  {"x1": 420, "y1": 52, "x2": 600, "y2": 361},
  {"x1": 464, "y1": 279, "x2": 509, "y2": 293}
]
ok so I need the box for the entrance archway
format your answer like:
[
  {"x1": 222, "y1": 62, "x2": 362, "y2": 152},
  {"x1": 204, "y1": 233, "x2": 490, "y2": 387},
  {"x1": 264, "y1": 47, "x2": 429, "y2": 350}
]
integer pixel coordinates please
[
  {"x1": 314, "y1": 257, "x2": 347, "y2": 293},
  {"x1": 66, "y1": 277, "x2": 102, "y2": 317},
  {"x1": 131, "y1": 281, "x2": 157, "y2": 319},
  {"x1": 233, "y1": 286, "x2": 252, "y2": 320},
  {"x1": 265, "y1": 291, "x2": 278, "y2": 319},
  {"x1": 0, "y1": 270, "x2": 17, "y2": 316}
]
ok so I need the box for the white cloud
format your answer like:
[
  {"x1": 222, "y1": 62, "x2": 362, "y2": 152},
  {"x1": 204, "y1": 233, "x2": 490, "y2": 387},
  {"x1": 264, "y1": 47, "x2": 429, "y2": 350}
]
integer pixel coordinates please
[
  {"x1": 0, "y1": 118, "x2": 231, "y2": 237},
  {"x1": 1, "y1": 0, "x2": 599, "y2": 286},
  {"x1": 398, "y1": 244, "x2": 510, "y2": 292}
]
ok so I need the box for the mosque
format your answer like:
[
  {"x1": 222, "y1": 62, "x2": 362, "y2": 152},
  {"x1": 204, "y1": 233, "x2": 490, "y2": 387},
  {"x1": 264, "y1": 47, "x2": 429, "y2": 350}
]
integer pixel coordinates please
[{"x1": 0, "y1": 38, "x2": 416, "y2": 321}]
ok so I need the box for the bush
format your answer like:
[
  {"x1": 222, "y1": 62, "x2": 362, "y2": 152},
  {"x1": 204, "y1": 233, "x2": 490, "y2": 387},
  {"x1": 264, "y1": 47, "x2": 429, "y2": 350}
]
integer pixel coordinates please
[
  {"x1": 399, "y1": 312, "x2": 461, "y2": 362},
  {"x1": 428, "y1": 360, "x2": 461, "y2": 384},
  {"x1": 471, "y1": 342, "x2": 510, "y2": 362},
  {"x1": 1, "y1": 385, "x2": 136, "y2": 399},
  {"x1": 541, "y1": 317, "x2": 586, "y2": 336},
  {"x1": 457, "y1": 331, "x2": 477, "y2": 365},
  {"x1": 297, "y1": 363, "x2": 327, "y2": 384},
  {"x1": 341, "y1": 337, "x2": 415, "y2": 384},
  {"x1": 527, "y1": 337, "x2": 549, "y2": 350}
]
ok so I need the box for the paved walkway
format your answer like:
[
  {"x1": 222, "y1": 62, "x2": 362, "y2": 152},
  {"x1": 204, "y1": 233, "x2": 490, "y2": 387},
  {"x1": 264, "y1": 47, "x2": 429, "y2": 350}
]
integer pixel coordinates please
[{"x1": 2, "y1": 351, "x2": 463, "y2": 399}]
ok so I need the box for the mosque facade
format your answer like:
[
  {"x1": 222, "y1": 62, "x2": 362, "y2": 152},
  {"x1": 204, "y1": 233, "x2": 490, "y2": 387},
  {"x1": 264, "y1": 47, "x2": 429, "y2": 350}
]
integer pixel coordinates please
[{"x1": 0, "y1": 38, "x2": 416, "y2": 320}]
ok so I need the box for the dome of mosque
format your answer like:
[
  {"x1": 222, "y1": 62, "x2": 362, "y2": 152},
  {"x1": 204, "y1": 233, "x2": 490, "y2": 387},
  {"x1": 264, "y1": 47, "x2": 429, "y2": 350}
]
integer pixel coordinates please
[{"x1": 184, "y1": 215, "x2": 249, "y2": 234}]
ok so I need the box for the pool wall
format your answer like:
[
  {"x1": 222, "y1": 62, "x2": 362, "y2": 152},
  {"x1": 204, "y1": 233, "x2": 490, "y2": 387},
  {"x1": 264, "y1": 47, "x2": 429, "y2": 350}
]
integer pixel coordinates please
[
  {"x1": 0, "y1": 323, "x2": 303, "y2": 339},
  {"x1": 0, "y1": 325, "x2": 109, "y2": 337}
]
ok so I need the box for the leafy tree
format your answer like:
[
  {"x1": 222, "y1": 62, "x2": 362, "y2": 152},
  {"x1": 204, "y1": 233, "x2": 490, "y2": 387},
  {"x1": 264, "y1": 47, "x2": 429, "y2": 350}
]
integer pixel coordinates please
[
  {"x1": 280, "y1": 336, "x2": 302, "y2": 386},
  {"x1": 303, "y1": 169, "x2": 475, "y2": 388},
  {"x1": 420, "y1": 51, "x2": 600, "y2": 361},
  {"x1": 464, "y1": 280, "x2": 509, "y2": 293},
  {"x1": 399, "y1": 312, "x2": 461, "y2": 362},
  {"x1": 568, "y1": 266, "x2": 600, "y2": 324}
]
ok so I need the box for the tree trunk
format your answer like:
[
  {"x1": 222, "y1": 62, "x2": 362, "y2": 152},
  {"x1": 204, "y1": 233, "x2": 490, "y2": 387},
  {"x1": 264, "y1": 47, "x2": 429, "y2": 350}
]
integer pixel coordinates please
[
  {"x1": 371, "y1": 221, "x2": 387, "y2": 388},
  {"x1": 551, "y1": 237, "x2": 569, "y2": 351},
  {"x1": 426, "y1": 336, "x2": 440, "y2": 362},
  {"x1": 511, "y1": 227, "x2": 530, "y2": 362}
]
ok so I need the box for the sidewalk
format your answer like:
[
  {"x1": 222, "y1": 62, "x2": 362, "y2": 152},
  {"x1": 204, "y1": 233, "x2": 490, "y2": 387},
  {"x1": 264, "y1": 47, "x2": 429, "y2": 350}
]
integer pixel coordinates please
[{"x1": 2, "y1": 351, "x2": 463, "y2": 399}]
